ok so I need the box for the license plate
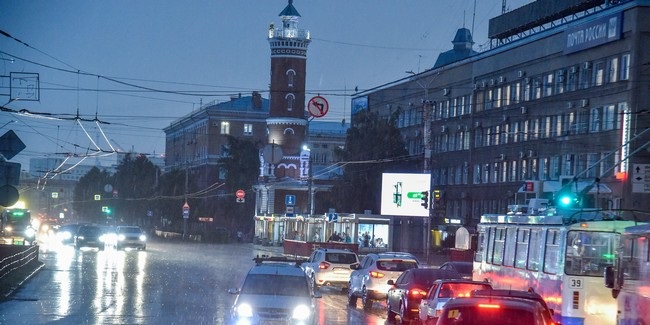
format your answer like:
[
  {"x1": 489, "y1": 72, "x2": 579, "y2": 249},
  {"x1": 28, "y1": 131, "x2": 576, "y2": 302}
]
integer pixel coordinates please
[{"x1": 260, "y1": 320, "x2": 287, "y2": 325}]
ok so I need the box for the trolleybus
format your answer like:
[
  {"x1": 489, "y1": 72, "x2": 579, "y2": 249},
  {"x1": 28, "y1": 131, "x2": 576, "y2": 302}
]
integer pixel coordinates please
[
  {"x1": 473, "y1": 209, "x2": 644, "y2": 325},
  {"x1": 604, "y1": 222, "x2": 650, "y2": 325}
]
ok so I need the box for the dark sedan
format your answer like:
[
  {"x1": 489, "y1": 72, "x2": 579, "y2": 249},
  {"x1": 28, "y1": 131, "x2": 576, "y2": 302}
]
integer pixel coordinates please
[
  {"x1": 439, "y1": 261, "x2": 474, "y2": 279},
  {"x1": 75, "y1": 225, "x2": 107, "y2": 250},
  {"x1": 386, "y1": 268, "x2": 461, "y2": 323}
]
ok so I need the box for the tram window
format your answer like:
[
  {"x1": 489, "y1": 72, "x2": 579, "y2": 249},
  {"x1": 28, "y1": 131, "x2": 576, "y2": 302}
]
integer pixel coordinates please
[
  {"x1": 503, "y1": 228, "x2": 517, "y2": 267},
  {"x1": 527, "y1": 229, "x2": 542, "y2": 271},
  {"x1": 486, "y1": 227, "x2": 495, "y2": 264},
  {"x1": 492, "y1": 228, "x2": 506, "y2": 265},
  {"x1": 515, "y1": 229, "x2": 530, "y2": 269},
  {"x1": 543, "y1": 229, "x2": 560, "y2": 274},
  {"x1": 475, "y1": 230, "x2": 485, "y2": 262}
]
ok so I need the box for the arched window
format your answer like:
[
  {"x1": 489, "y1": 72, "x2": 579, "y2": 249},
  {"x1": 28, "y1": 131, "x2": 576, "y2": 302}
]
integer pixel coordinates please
[
  {"x1": 284, "y1": 128, "x2": 295, "y2": 135},
  {"x1": 285, "y1": 93, "x2": 295, "y2": 111},
  {"x1": 286, "y1": 69, "x2": 296, "y2": 87}
]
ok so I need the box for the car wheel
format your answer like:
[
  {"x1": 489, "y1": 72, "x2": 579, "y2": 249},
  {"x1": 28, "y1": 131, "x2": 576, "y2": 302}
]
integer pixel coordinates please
[
  {"x1": 141, "y1": 245, "x2": 146, "y2": 251},
  {"x1": 386, "y1": 299, "x2": 397, "y2": 321},
  {"x1": 362, "y1": 287, "x2": 373, "y2": 311},
  {"x1": 347, "y1": 284, "x2": 357, "y2": 307}
]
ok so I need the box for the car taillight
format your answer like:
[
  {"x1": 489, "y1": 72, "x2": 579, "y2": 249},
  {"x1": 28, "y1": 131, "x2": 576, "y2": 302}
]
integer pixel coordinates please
[
  {"x1": 478, "y1": 303, "x2": 501, "y2": 309},
  {"x1": 369, "y1": 271, "x2": 385, "y2": 278},
  {"x1": 319, "y1": 262, "x2": 330, "y2": 269},
  {"x1": 409, "y1": 288, "x2": 427, "y2": 298}
]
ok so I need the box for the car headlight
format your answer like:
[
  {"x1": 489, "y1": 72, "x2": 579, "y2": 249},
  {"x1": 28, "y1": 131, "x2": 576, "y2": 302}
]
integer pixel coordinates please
[
  {"x1": 59, "y1": 231, "x2": 72, "y2": 240},
  {"x1": 118, "y1": 234, "x2": 126, "y2": 241},
  {"x1": 235, "y1": 303, "x2": 253, "y2": 318},
  {"x1": 4, "y1": 226, "x2": 13, "y2": 233},
  {"x1": 139, "y1": 234, "x2": 146, "y2": 241},
  {"x1": 25, "y1": 227, "x2": 36, "y2": 238},
  {"x1": 292, "y1": 304, "x2": 311, "y2": 320},
  {"x1": 77, "y1": 236, "x2": 85, "y2": 240}
]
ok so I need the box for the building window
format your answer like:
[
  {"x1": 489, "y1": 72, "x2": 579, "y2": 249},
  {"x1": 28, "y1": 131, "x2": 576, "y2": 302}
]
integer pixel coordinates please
[
  {"x1": 593, "y1": 60, "x2": 606, "y2": 86},
  {"x1": 590, "y1": 108, "x2": 601, "y2": 133},
  {"x1": 566, "y1": 66, "x2": 578, "y2": 92},
  {"x1": 554, "y1": 69, "x2": 565, "y2": 94},
  {"x1": 543, "y1": 73, "x2": 553, "y2": 97},
  {"x1": 283, "y1": 128, "x2": 295, "y2": 135},
  {"x1": 220, "y1": 121, "x2": 230, "y2": 135},
  {"x1": 474, "y1": 164, "x2": 481, "y2": 184},
  {"x1": 244, "y1": 123, "x2": 253, "y2": 136},
  {"x1": 608, "y1": 57, "x2": 619, "y2": 83},
  {"x1": 620, "y1": 54, "x2": 630, "y2": 81},
  {"x1": 579, "y1": 63, "x2": 592, "y2": 89}
]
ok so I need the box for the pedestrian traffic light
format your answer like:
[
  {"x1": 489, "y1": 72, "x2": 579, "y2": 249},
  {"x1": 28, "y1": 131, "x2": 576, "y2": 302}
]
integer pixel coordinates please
[{"x1": 420, "y1": 191, "x2": 429, "y2": 209}]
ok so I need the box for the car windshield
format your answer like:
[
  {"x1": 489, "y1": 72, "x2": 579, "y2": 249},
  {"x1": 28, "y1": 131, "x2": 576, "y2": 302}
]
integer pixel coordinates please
[
  {"x1": 325, "y1": 253, "x2": 357, "y2": 264},
  {"x1": 376, "y1": 260, "x2": 418, "y2": 271},
  {"x1": 241, "y1": 274, "x2": 310, "y2": 297},
  {"x1": 437, "y1": 306, "x2": 535, "y2": 325},
  {"x1": 119, "y1": 227, "x2": 142, "y2": 234},
  {"x1": 438, "y1": 283, "x2": 492, "y2": 298},
  {"x1": 80, "y1": 227, "x2": 102, "y2": 235}
]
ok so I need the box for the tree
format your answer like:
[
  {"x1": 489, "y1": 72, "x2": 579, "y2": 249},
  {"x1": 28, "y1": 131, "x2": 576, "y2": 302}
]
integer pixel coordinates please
[
  {"x1": 328, "y1": 110, "x2": 415, "y2": 213},
  {"x1": 113, "y1": 154, "x2": 159, "y2": 225},
  {"x1": 73, "y1": 167, "x2": 113, "y2": 223},
  {"x1": 217, "y1": 136, "x2": 261, "y2": 231}
]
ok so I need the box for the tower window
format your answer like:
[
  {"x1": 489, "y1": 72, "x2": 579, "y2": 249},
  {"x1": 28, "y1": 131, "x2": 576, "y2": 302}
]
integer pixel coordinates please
[
  {"x1": 284, "y1": 128, "x2": 295, "y2": 135},
  {"x1": 285, "y1": 93, "x2": 295, "y2": 111},
  {"x1": 286, "y1": 69, "x2": 296, "y2": 87}
]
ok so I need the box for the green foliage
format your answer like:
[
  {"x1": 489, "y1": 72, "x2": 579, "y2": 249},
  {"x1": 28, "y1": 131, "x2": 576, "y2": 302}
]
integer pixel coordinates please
[
  {"x1": 73, "y1": 166, "x2": 113, "y2": 223},
  {"x1": 217, "y1": 136, "x2": 261, "y2": 229},
  {"x1": 329, "y1": 110, "x2": 414, "y2": 213},
  {"x1": 113, "y1": 154, "x2": 159, "y2": 224}
]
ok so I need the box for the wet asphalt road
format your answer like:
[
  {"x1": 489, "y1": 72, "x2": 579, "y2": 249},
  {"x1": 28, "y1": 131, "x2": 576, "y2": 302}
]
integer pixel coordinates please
[{"x1": 0, "y1": 239, "x2": 393, "y2": 325}]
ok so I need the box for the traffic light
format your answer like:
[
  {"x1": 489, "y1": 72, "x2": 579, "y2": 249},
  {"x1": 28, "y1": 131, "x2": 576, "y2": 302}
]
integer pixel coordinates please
[
  {"x1": 556, "y1": 178, "x2": 579, "y2": 208},
  {"x1": 420, "y1": 191, "x2": 429, "y2": 209},
  {"x1": 433, "y1": 189, "x2": 441, "y2": 202}
]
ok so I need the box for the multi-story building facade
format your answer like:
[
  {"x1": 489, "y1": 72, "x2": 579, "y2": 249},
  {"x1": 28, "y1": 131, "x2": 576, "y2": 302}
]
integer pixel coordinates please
[
  {"x1": 354, "y1": 0, "x2": 650, "y2": 227},
  {"x1": 164, "y1": 92, "x2": 269, "y2": 189}
]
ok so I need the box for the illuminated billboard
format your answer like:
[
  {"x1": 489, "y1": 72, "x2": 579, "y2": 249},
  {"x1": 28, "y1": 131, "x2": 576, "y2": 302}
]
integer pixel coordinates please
[{"x1": 380, "y1": 173, "x2": 431, "y2": 217}]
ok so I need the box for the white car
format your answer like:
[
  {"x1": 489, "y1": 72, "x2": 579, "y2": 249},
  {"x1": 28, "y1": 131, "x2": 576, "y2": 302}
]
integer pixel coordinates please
[
  {"x1": 228, "y1": 256, "x2": 321, "y2": 324},
  {"x1": 347, "y1": 252, "x2": 419, "y2": 310},
  {"x1": 302, "y1": 248, "x2": 359, "y2": 291},
  {"x1": 116, "y1": 226, "x2": 147, "y2": 250}
]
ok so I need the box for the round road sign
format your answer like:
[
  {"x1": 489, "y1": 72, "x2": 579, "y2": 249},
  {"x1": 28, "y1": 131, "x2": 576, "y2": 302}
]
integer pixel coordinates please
[
  {"x1": 307, "y1": 96, "x2": 329, "y2": 118},
  {"x1": 236, "y1": 189, "x2": 246, "y2": 198}
]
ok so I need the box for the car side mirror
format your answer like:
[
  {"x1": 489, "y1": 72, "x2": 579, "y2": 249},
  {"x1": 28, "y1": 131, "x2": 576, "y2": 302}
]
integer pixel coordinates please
[
  {"x1": 313, "y1": 290, "x2": 322, "y2": 298},
  {"x1": 387, "y1": 279, "x2": 395, "y2": 286},
  {"x1": 227, "y1": 288, "x2": 240, "y2": 295}
]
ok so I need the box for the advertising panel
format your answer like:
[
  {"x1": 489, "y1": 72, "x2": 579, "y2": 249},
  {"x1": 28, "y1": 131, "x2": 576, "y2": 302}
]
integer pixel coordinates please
[{"x1": 380, "y1": 173, "x2": 430, "y2": 217}]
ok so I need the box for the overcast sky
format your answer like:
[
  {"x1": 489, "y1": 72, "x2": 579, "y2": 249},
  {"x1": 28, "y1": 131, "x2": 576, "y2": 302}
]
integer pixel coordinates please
[{"x1": 0, "y1": 0, "x2": 533, "y2": 170}]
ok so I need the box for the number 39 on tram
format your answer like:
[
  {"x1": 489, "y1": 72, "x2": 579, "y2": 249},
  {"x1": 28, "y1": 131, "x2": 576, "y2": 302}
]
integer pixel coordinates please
[{"x1": 473, "y1": 210, "x2": 643, "y2": 325}]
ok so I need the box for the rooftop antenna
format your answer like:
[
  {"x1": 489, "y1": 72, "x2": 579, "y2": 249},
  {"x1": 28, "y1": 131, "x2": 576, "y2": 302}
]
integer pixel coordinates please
[{"x1": 472, "y1": 0, "x2": 477, "y2": 37}]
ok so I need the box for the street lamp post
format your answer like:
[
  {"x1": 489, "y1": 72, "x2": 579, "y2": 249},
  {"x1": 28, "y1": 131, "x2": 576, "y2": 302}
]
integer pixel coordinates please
[{"x1": 406, "y1": 70, "x2": 439, "y2": 263}]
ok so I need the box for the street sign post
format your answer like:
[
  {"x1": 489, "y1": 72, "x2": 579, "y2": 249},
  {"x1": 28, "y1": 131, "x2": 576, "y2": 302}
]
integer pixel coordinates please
[
  {"x1": 0, "y1": 130, "x2": 26, "y2": 160},
  {"x1": 183, "y1": 202, "x2": 190, "y2": 219}
]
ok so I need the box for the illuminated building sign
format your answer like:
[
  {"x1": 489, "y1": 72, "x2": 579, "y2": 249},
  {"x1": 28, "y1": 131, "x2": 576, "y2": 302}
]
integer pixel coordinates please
[{"x1": 564, "y1": 12, "x2": 622, "y2": 54}]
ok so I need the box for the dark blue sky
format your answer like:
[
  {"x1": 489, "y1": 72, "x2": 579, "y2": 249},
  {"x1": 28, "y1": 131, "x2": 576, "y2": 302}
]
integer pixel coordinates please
[{"x1": 0, "y1": 0, "x2": 531, "y2": 170}]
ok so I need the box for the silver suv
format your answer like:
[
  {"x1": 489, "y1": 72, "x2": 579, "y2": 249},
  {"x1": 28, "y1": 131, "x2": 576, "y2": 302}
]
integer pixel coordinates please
[
  {"x1": 228, "y1": 255, "x2": 321, "y2": 324},
  {"x1": 302, "y1": 248, "x2": 359, "y2": 291},
  {"x1": 348, "y1": 252, "x2": 419, "y2": 310}
]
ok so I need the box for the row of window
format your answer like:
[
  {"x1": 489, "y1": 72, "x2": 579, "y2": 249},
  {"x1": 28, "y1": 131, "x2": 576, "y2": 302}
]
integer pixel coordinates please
[
  {"x1": 397, "y1": 52, "x2": 630, "y2": 130},
  {"x1": 432, "y1": 150, "x2": 616, "y2": 187},
  {"x1": 431, "y1": 102, "x2": 627, "y2": 153}
]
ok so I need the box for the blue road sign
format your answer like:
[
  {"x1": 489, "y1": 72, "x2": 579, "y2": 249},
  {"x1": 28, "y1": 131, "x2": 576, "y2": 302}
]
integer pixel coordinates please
[
  {"x1": 285, "y1": 194, "x2": 295, "y2": 206},
  {"x1": 0, "y1": 130, "x2": 26, "y2": 160}
]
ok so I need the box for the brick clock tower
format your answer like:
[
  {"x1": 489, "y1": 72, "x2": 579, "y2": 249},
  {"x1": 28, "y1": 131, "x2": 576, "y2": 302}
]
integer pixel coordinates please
[
  {"x1": 256, "y1": 0, "x2": 313, "y2": 217},
  {"x1": 263, "y1": 0, "x2": 310, "y2": 180}
]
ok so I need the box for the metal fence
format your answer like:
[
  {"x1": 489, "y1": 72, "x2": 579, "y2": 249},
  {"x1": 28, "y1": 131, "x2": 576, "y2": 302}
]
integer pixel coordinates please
[{"x1": 0, "y1": 245, "x2": 39, "y2": 280}]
